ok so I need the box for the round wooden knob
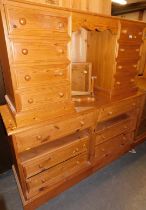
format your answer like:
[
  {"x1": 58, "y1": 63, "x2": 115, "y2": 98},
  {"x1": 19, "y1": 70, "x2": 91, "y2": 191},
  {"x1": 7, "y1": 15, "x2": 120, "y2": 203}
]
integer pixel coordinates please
[
  {"x1": 120, "y1": 48, "x2": 125, "y2": 52},
  {"x1": 55, "y1": 71, "x2": 63, "y2": 76},
  {"x1": 80, "y1": 121, "x2": 85, "y2": 126},
  {"x1": 138, "y1": 32, "x2": 142, "y2": 35},
  {"x1": 58, "y1": 48, "x2": 64, "y2": 54},
  {"x1": 41, "y1": 179, "x2": 46, "y2": 183},
  {"x1": 130, "y1": 79, "x2": 135, "y2": 83},
  {"x1": 122, "y1": 29, "x2": 127, "y2": 34},
  {"x1": 83, "y1": 70, "x2": 88, "y2": 74},
  {"x1": 129, "y1": 35, "x2": 133, "y2": 39},
  {"x1": 36, "y1": 135, "x2": 42, "y2": 140},
  {"x1": 136, "y1": 49, "x2": 140, "y2": 52},
  {"x1": 132, "y1": 103, "x2": 136, "y2": 107},
  {"x1": 28, "y1": 98, "x2": 34, "y2": 104},
  {"x1": 76, "y1": 161, "x2": 80, "y2": 165},
  {"x1": 19, "y1": 18, "x2": 26, "y2": 25},
  {"x1": 134, "y1": 36, "x2": 137, "y2": 39},
  {"x1": 24, "y1": 75, "x2": 31, "y2": 81},
  {"x1": 116, "y1": 81, "x2": 121, "y2": 85},
  {"x1": 58, "y1": 22, "x2": 64, "y2": 29},
  {"x1": 22, "y1": 49, "x2": 28, "y2": 55},
  {"x1": 123, "y1": 136, "x2": 126, "y2": 140},
  {"x1": 59, "y1": 92, "x2": 64, "y2": 97},
  {"x1": 118, "y1": 66, "x2": 123, "y2": 69},
  {"x1": 108, "y1": 111, "x2": 113, "y2": 115},
  {"x1": 133, "y1": 65, "x2": 137, "y2": 68},
  {"x1": 76, "y1": 148, "x2": 79, "y2": 152}
]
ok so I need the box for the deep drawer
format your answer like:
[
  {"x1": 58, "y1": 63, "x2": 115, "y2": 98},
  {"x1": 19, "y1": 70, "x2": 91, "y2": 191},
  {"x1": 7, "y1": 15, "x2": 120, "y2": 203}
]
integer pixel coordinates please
[
  {"x1": 26, "y1": 152, "x2": 89, "y2": 198},
  {"x1": 15, "y1": 83, "x2": 71, "y2": 112},
  {"x1": 10, "y1": 39, "x2": 69, "y2": 64},
  {"x1": 12, "y1": 64, "x2": 69, "y2": 89},
  {"x1": 14, "y1": 110, "x2": 97, "y2": 153},
  {"x1": 20, "y1": 131, "x2": 89, "y2": 178},
  {"x1": 5, "y1": 4, "x2": 69, "y2": 37}
]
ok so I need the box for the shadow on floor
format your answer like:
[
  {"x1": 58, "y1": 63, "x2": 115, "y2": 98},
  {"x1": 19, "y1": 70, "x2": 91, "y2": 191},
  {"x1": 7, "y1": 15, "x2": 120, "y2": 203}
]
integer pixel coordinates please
[{"x1": 0, "y1": 195, "x2": 7, "y2": 210}]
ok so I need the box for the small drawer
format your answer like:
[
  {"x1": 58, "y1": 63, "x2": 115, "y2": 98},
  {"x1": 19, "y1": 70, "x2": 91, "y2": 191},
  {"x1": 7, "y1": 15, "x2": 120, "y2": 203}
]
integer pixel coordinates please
[
  {"x1": 98, "y1": 98, "x2": 138, "y2": 122},
  {"x1": 119, "y1": 21, "x2": 144, "y2": 44},
  {"x1": 117, "y1": 44, "x2": 141, "y2": 60},
  {"x1": 10, "y1": 39, "x2": 69, "y2": 64},
  {"x1": 26, "y1": 153, "x2": 89, "y2": 198},
  {"x1": 15, "y1": 83, "x2": 71, "y2": 112},
  {"x1": 5, "y1": 4, "x2": 69, "y2": 37},
  {"x1": 13, "y1": 64, "x2": 69, "y2": 89},
  {"x1": 15, "y1": 111, "x2": 96, "y2": 153},
  {"x1": 116, "y1": 61, "x2": 138, "y2": 73},
  {"x1": 96, "y1": 116, "x2": 134, "y2": 145},
  {"x1": 95, "y1": 133, "x2": 133, "y2": 161},
  {"x1": 20, "y1": 131, "x2": 89, "y2": 178}
]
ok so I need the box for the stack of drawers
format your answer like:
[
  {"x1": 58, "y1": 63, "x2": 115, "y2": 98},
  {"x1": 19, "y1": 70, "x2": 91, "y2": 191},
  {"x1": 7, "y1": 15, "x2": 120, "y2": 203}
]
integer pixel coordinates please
[
  {"x1": 111, "y1": 21, "x2": 145, "y2": 99},
  {"x1": 1, "y1": 2, "x2": 75, "y2": 127}
]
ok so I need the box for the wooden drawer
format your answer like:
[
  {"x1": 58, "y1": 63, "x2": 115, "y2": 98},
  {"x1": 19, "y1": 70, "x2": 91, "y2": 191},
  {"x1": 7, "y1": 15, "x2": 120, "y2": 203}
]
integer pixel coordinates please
[
  {"x1": 116, "y1": 60, "x2": 138, "y2": 73},
  {"x1": 119, "y1": 21, "x2": 144, "y2": 44},
  {"x1": 5, "y1": 4, "x2": 69, "y2": 37},
  {"x1": 98, "y1": 98, "x2": 138, "y2": 122},
  {"x1": 96, "y1": 115, "x2": 135, "y2": 145},
  {"x1": 95, "y1": 133, "x2": 133, "y2": 161},
  {"x1": 117, "y1": 44, "x2": 141, "y2": 60},
  {"x1": 10, "y1": 39, "x2": 69, "y2": 64},
  {"x1": 26, "y1": 153, "x2": 89, "y2": 198},
  {"x1": 15, "y1": 111, "x2": 96, "y2": 153},
  {"x1": 15, "y1": 83, "x2": 71, "y2": 112},
  {"x1": 20, "y1": 131, "x2": 89, "y2": 178},
  {"x1": 12, "y1": 64, "x2": 69, "y2": 89}
]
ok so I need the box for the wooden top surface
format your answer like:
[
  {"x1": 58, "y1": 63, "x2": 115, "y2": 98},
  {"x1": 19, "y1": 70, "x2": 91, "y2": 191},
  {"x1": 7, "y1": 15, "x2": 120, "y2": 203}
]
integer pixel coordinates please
[
  {"x1": 1, "y1": 0, "x2": 146, "y2": 26},
  {"x1": 0, "y1": 91, "x2": 144, "y2": 136}
]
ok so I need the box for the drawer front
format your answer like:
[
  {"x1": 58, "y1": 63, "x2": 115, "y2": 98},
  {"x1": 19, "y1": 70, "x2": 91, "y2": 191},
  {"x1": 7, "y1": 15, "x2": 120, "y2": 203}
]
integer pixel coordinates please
[
  {"x1": 119, "y1": 22, "x2": 144, "y2": 44},
  {"x1": 6, "y1": 5, "x2": 69, "y2": 37},
  {"x1": 13, "y1": 64, "x2": 69, "y2": 89},
  {"x1": 111, "y1": 86, "x2": 138, "y2": 100},
  {"x1": 26, "y1": 153, "x2": 89, "y2": 198},
  {"x1": 15, "y1": 83, "x2": 71, "y2": 111},
  {"x1": 98, "y1": 98, "x2": 138, "y2": 122},
  {"x1": 10, "y1": 40, "x2": 69, "y2": 64},
  {"x1": 96, "y1": 119, "x2": 134, "y2": 145},
  {"x1": 22, "y1": 135, "x2": 89, "y2": 178},
  {"x1": 117, "y1": 44, "x2": 141, "y2": 60},
  {"x1": 15, "y1": 111, "x2": 96, "y2": 153},
  {"x1": 116, "y1": 61, "x2": 138, "y2": 73},
  {"x1": 95, "y1": 133, "x2": 133, "y2": 161}
]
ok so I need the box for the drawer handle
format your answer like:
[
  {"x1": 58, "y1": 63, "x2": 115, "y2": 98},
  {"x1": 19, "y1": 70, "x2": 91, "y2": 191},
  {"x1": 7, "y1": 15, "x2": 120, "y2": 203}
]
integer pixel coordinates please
[
  {"x1": 124, "y1": 126, "x2": 128, "y2": 129},
  {"x1": 41, "y1": 179, "x2": 46, "y2": 184},
  {"x1": 120, "y1": 48, "x2": 125, "y2": 52},
  {"x1": 54, "y1": 125, "x2": 60, "y2": 129},
  {"x1": 133, "y1": 65, "x2": 137, "y2": 68},
  {"x1": 116, "y1": 81, "x2": 121, "y2": 85},
  {"x1": 108, "y1": 111, "x2": 113, "y2": 115},
  {"x1": 134, "y1": 36, "x2": 137, "y2": 39},
  {"x1": 36, "y1": 135, "x2": 42, "y2": 140},
  {"x1": 24, "y1": 75, "x2": 31, "y2": 81},
  {"x1": 122, "y1": 29, "x2": 127, "y2": 34},
  {"x1": 118, "y1": 66, "x2": 123, "y2": 69},
  {"x1": 138, "y1": 32, "x2": 142, "y2": 35},
  {"x1": 73, "y1": 148, "x2": 79, "y2": 154},
  {"x1": 83, "y1": 143, "x2": 87, "y2": 148},
  {"x1": 58, "y1": 22, "x2": 64, "y2": 29},
  {"x1": 59, "y1": 92, "x2": 64, "y2": 97},
  {"x1": 80, "y1": 121, "x2": 85, "y2": 126},
  {"x1": 28, "y1": 98, "x2": 34, "y2": 104},
  {"x1": 136, "y1": 49, "x2": 140, "y2": 52},
  {"x1": 58, "y1": 48, "x2": 64, "y2": 54},
  {"x1": 129, "y1": 35, "x2": 133, "y2": 39},
  {"x1": 54, "y1": 71, "x2": 64, "y2": 76},
  {"x1": 83, "y1": 70, "x2": 88, "y2": 74},
  {"x1": 22, "y1": 49, "x2": 28, "y2": 55},
  {"x1": 123, "y1": 136, "x2": 127, "y2": 140},
  {"x1": 101, "y1": 148, "x2": 105, "y2": 152},
  {"x1": 76, "y1": 161, "x2": 80, "y2": 165},
  {"x1": 132, "y1": 103, "x2": 136, "y2": 107},
  {"x1": 130, "y1": 79, "x2": 135, "y2": 83},
  {"x1": 19, "y1": 18, "x2": 26, "y2": 25}
]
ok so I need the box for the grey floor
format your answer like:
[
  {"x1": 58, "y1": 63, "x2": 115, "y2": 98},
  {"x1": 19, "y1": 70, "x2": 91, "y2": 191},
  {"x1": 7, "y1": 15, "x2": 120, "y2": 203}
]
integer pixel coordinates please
[{"x1": 0, "y1": 142, "x2": 146, "y2": 210}]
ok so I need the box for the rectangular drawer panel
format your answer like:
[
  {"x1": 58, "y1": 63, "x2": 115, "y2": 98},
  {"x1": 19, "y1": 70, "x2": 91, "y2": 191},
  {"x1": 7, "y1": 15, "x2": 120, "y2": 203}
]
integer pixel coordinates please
[
  {"x1": 15, "y1": 111, "x2": 97, "y2": 153},
  {"x1": 10, "y1": 39, "x2": 69, "y2": 64},
  {"x1": 15, "y1": 83, "x2": 71, "y2": 112},
  {"x1": 119, "y1": 21, "x2": 144, "y2": 44},
  {"x1": 98, "y1": 98, "x2": 138, "y2": 122},
  {"x1": 6, "y1": 5, "x2": 69, "y2": 37},
  {"x1": 13, "y1": 64, "x2": 69, "y2": 89},
  {"x1": 95, "y1": 133, "x2": 133, "y2": 161},
  {"x1": 116, "y1": 60, "x2": 138, "y2": 73},
  {"x1": 117, "y1": 44, "x2": 141, "y2": 60},
  {"x1": 96, "y1": 117, "x2": 134, "y2": 145},
  {"x1": 26, "y1": 153, "x2": 89, "y2": 198},
  {"x1": 20, "y1": 131, "x2": 89, "y2": 178}
]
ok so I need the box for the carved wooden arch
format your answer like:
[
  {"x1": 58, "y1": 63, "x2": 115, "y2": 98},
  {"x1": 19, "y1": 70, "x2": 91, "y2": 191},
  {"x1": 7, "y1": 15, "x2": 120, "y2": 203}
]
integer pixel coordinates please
[{"x1": 72, "y1": 12, "x2": 119, "y2": 35}]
